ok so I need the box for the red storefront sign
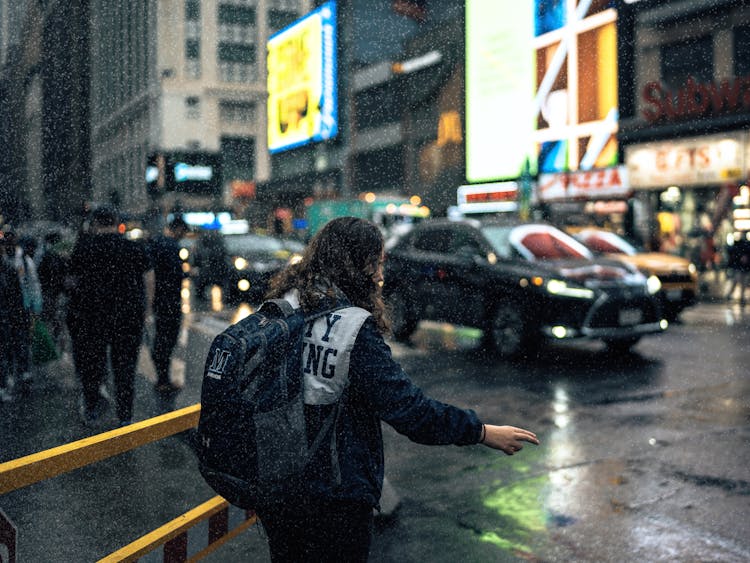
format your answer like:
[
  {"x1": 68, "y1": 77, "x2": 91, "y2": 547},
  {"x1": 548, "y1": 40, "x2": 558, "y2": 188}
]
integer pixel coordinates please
[
  {"x1": 642, "y1": 75, "x2": 750, "y2": 123},
  {"x1": 538, "y1": 166, "x2": 631, "y2": 202}
]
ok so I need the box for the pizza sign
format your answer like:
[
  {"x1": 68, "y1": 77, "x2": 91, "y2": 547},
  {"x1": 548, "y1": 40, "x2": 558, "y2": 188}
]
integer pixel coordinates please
[{"x1": 538, "y1": 166, "x2": 631, "y2": 202}]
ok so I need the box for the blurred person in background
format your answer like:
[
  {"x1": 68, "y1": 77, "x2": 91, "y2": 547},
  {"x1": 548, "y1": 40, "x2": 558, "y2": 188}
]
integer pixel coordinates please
[
  {"x1": 0, "y1": 230, "x2": 26, "y2": 402},
  {"x1": 192, "y1": 229, "x2": 228, "y2": 303},
  {"x1": 147, "y1": 215, "x2": 190, "y2": 407},
  {"x1": 38, "y1": 231, "x2": 71, "y2": 352},
  {"x1": 3, "y1": 232, "x2": 42, "y2": 387},
  {"x1": 66, "y1": 205, "x2": 154, "y2": 427},
  {"x1": 725, "y1": 232, "x2": 750, "y2": 306}
]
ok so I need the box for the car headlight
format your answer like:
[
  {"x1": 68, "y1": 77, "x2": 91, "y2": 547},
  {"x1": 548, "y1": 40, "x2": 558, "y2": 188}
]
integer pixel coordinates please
[
  {"x1": 234, "y1": 257, "x2": 248, "y2": 270},
  {"x1": 688, "y1": 263, "x2": 697, "y2": 274},
  {"x1": 646, "y1": 275, "x2": 662, "y2": 295},
  {"x1": 546, "y1": 279, "x2": 595, "y2": 299}
]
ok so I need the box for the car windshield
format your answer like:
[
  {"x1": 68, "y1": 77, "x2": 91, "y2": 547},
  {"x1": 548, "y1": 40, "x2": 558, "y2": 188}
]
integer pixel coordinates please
[
  {"x1": 575, "y1": 229, "x2": 638, "y2": 256},
  {"x1": 224, "y1": 234, "x2": 287, "y2": 256},
  {"x1": 482, "y1": 224, "x2": 592, "y2": 261},
  {"x1": 281, "y1": 238, "x2": 305, "y2": 253}
]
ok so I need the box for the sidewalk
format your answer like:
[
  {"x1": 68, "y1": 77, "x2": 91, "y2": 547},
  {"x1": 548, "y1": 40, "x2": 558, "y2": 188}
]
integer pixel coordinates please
[
  {"x1": 700, "y1": 269, "x2": 750, "y2": 304},
  {"x1": 697, "y1": 268, "x2": 732, "y2": 302}
]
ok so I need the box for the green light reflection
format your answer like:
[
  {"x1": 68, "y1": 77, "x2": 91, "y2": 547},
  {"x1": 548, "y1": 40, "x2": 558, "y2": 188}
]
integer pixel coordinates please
[{"x1": 479, "y1": 474, "x2": 549, "y2": 554}]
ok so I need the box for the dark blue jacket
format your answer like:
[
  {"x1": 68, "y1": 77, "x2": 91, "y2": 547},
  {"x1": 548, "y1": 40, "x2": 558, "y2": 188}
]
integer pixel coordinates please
[{"x1": 303, "y1": 298, "x2": 483, "y2": 509}]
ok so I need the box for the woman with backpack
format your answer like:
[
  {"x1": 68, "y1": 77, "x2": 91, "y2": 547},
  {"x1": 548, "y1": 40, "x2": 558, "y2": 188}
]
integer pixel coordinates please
[{"x1": 259, "y1": 216, "x2": 539, "y2": 562}]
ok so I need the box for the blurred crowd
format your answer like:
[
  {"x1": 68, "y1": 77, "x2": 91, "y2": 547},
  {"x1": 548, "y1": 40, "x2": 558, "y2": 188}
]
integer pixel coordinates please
[
  {"x1": 1, "y1": 226, "x2": 70, "y2": 402},
  {"x1": 0, "y1": 206, "x2": 190, "y2": 428}
]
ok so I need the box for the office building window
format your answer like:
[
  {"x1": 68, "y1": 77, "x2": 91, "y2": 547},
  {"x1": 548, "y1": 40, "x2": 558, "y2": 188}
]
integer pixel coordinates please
[
  {"x1": 660, "y1": 35, "x2": 713, "y2": 90},
  {"x1": 186, "y1": 39, "x2": 200, "y2": 59},
  {"x1": 185, "y1": 0, "x2": 200, "y2": 20},
  {"x1": 220, "y1": 101, "x2": 256, "y2": 123},
  {"x1": 185, "y1": 20, "x2": 201, "y2": 39},
  {"x1": 268, "y1": 1, "x2": 299, "y2": 34},
  {"x1": 218, "y1": 3, "x2": 256, "y2": 82},
  {"x1": 186, "y1": 39, "x2": 201, "y2": 78},
  {"x1": 186, "y1": 96, "x2": 201, "y2": 119},
  {"x1": 218, "y1": 4, "x2": 255, "y2": 26},
  {"x1": 219, "y1": 61, "x2": 256, "y2": 82},
  {"x1": 268, "y1": 8, "x2": 299, "y2": 34},
  {"x1": 218, "y1": 23, "x2": 255, "y2": 43},
  {"x1": 186, "y1": 58, "x2": 201, "y2": 78},
  {"x1": 185, "y1": 0, "x2": 201, "y2": 78}
]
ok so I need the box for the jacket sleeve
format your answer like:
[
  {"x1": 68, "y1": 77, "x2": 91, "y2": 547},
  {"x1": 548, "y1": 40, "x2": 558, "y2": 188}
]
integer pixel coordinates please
[{"x1": 348, "y1": 317, "x2": 483, "y2": 446}]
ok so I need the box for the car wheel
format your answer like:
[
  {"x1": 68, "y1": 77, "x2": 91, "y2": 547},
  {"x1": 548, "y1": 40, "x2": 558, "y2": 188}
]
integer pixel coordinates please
[
  {"x1": 604, "y1": 336, "x2": 641, "y2": 354},
  {"x1": 388, "y1": 292, "x2": 418, "y2": 341},
  {"x1": 485, "y1": 302, "x2": 528, "y2": 359}
]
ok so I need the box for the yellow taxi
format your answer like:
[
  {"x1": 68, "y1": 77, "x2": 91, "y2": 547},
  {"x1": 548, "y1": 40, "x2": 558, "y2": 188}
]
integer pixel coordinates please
[{"x1": 569, "y1": 227, "x2": 698, "y2": 320}]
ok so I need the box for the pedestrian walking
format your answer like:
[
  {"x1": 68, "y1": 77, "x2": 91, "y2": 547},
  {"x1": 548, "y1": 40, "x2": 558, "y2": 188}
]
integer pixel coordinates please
[
  {"x1": 147, "y1": 215, "x2": 190, "y2": 406},
  {"x1": 724, "y1": 231, "x2": 750, "y2": 305},
  {"x1": 0, "y1": 230, "x2": 26, "y2": 402},
  {"x1": 192, "y1": 229, "x2": 228, "y2": 303},
  {"x1": 66, "y1": 205, "x2": 154, "y2": 427},
  {"x1": 37, "y1": 231, "x2": 70, "y2": 352},
  {"x1": 2, "y1": 231, "x2": 41, "y2": 388},
  {"x1": 259, "y1": 216, "x2": 540, "y2": 562}
]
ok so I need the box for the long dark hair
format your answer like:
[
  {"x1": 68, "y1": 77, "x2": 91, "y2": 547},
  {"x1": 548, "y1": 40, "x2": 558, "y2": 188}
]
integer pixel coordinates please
[{"x1": 266, "y1": 216, "x2": 390, "y2": 333}]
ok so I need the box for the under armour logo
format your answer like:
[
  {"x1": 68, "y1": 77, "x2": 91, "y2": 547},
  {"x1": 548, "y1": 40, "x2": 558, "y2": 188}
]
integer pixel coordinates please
[{"x1": 207, "y1": 349, "x2": 232, "y2": 379}]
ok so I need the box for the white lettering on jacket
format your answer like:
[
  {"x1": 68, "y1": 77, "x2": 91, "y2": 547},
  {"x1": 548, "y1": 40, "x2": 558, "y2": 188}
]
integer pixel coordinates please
[{"x1": 302, "y1": 307, "x2": 371, "y2": 406}]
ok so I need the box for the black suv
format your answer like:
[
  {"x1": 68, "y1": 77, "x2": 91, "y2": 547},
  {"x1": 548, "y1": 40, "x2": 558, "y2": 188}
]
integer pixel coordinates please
[{"x1": 383, "y1": 218, "x2": 667, "y2": 358}]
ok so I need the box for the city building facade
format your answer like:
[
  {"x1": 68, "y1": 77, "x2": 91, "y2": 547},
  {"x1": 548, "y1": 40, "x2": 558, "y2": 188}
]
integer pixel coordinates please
[
  {"x1": 259, "y1": 0, "x2": 465, "y2": 232},
  {"x1": 618, "y1": 0, "x2": 750, "y2": 262},
  {"x1": 0, "y1": 0, "x2": 90, "y2": 226},
  {"x1": 89, "y1": 0, "x2": 310, "y2": 228}
]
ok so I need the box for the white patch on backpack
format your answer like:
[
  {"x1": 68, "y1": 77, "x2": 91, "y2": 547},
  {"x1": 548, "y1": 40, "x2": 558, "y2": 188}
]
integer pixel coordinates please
[
  {"x1": 207, "y1": 349, "x2": 232, "y2": 379},
  {"x1": 302, "y1": 309, "x2": 371, "y2": 405}
]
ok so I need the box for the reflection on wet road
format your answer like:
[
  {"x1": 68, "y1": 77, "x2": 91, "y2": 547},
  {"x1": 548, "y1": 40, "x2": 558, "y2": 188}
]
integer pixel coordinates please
[
  {"x1": 190, "y1": 297, "x2": 749, "y2": 561},
  {"x1": 373, "y1": 303, "x2": 750, "y2": 562}
]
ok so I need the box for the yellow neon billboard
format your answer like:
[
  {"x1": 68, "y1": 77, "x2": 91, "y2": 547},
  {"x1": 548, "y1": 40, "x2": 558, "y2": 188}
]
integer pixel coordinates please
[{"x1": 267, "y1": 1, "x2": 338, "y2": 154}]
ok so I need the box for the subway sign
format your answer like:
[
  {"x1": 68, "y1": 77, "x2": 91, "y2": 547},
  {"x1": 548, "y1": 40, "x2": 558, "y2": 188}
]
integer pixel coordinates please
[{"x1": 642, "y1": 75, "x2": 750, "y2": 124}]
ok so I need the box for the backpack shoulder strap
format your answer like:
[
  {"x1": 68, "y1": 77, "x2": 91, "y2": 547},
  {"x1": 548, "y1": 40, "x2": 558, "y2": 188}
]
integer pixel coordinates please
[
  {"x1": 258, "y1": 298, "x2": 296, "y2": 318},
  {"x1": 260, "y1": 298, "x2": 348, "y2": 321}
]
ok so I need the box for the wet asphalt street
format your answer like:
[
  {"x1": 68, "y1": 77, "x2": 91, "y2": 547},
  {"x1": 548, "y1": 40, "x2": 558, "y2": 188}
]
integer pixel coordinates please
[{"x1": 1, "y1": 300, "x2": 749, "y2": 562}]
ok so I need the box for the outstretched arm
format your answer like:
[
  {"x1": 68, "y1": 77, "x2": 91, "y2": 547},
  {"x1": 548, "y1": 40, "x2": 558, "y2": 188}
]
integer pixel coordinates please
[{"x1": 480, "y1": 424, "x2": 539, "y2": 455}]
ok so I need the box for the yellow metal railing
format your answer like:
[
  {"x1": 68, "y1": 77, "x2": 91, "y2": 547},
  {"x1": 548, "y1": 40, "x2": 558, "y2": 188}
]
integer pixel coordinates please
[
  {"x1": 100, "y1": 496, "x2": 257, "y2": 563},
  {"x1": 0, "y1": 405, "x2": 200, "y2": 494},
  {"x1": 0, "y1": 404, "x2": 256, "y2": 562}
]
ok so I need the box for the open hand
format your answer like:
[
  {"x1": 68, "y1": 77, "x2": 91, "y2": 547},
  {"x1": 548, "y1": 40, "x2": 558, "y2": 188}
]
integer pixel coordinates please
[{"x1": 482, "y1": 425, "x2": 539, "y2": 455}]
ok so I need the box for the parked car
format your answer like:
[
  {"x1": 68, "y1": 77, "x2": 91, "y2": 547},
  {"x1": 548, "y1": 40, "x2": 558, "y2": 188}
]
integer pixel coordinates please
[
  {"x1": 383, "y1": 218, "x2": 667, "y2": 358},
  {"x1": 221, "y1": 233, "x2": 305, "y2": 304},
  {"x1": 567, "y1": 227, "x2": 698, "y2": 321}
]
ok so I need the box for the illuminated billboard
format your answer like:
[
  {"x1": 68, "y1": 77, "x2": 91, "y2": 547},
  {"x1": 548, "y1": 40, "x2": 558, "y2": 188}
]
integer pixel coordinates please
[
  {"x1": 534, "y1": 2, "x2": 619, "y2": 175},
  {"x1": 465, "y1": 0, "x2": 536, "y2": 183},
  {"x1": 267, "y1": 1, "x2": 338, "y2": 154}
]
